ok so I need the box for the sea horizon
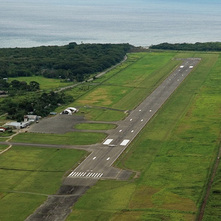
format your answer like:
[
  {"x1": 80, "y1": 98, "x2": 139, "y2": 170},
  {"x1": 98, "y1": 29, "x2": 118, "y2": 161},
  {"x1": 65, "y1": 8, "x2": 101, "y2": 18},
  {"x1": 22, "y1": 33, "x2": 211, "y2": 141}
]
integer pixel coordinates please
[{"x1": 0, "y1": 0, "x2": 221, "y2": 48}]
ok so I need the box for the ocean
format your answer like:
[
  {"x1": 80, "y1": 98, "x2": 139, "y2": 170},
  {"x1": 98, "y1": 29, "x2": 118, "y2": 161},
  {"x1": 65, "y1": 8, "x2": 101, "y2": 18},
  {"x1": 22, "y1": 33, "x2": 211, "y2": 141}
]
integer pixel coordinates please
[{"x1": 0, "y1": 0, "x2": 221, "y2": 48}]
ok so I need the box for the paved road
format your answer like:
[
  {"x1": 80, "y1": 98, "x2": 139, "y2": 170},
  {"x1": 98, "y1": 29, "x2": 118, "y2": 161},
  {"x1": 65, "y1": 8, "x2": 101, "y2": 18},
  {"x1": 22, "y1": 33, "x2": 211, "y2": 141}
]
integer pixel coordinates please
[{"x1": 65, "y1": 58, "x2": 201, "y2": 185}]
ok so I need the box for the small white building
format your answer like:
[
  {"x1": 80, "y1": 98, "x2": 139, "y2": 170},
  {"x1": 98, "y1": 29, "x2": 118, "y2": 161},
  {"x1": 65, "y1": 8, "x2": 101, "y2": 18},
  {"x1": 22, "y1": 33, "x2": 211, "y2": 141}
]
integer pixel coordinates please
[
  {"x1": 60, "y1": 107, "x2": 78, "y2": 115},
  {"x1": 5, "y1": 122, "x2": 29, "y2": 129},
  {"x1": 24, "y1": 115, "x2": 38, "y2": 122},
  {"x1": 0, "y1": 127, "x2": 6, "y2": 132}
]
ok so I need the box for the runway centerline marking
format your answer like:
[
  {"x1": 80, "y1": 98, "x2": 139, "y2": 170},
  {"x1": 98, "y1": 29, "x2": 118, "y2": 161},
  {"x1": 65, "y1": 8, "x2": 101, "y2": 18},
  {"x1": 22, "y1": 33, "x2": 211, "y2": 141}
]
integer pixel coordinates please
[{"x1": 93, "y1": 157, "x2": 96, "y2": 160}]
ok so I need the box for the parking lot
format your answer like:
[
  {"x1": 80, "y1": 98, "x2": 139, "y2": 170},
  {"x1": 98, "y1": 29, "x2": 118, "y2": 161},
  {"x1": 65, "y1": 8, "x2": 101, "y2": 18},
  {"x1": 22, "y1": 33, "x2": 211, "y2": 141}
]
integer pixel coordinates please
[{"x1": 28, "y1": 114, "x2": 85, "y2": 134}]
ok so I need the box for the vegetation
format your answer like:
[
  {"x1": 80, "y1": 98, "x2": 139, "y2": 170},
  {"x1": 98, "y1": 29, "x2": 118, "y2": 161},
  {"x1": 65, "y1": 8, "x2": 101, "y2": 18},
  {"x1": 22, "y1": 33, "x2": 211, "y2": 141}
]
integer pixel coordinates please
[
  {"x1": 12, "y1": 132, "x2": 107, "y2": 146},
  {"x1": 0, "y1": 91, "x2": 73, "y2": 121},
  {"x1": 0, "y1": 79, "x2": 39, "y2": 94},
  {"x1": 0, "y1": 43, "x2": 132, "y2": 81},
  {"x1": 0, "y1": 43, "x2": 132, "y2": 121},
  {"x1": 149, "y1": 42, "x2": 221, "y2": 51},
  {"x1": 0, "y1": 145, "x2": 86, "y2": 221},
  {"x1": 72, "y1": 52, "x2": 177, "y2": 116},
  {"x1": 75, "y1": 123, "x2": 116, "y2": 130},
  {"x1": 66, "y1": 52, "x2": 221, "y2": 220},
  {"x1": 0, "y1": 50, "x2": 220, "y2": 221},
  {"x1": 8, "y1": 76, "x2": 73, "y2": 91},
  {"x1": 203, "y1": 160, "x2": 221, "y2": 221}
]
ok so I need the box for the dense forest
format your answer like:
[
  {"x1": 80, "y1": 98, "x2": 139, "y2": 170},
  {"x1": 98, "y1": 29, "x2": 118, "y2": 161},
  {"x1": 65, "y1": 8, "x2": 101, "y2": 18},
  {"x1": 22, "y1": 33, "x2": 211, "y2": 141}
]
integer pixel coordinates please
[
  {"x1": 0, "y1": 43, "x2": 132, "y2": 81},
  {"x1": 0, "y1": 79, "x2": 40, "y2": 95},
  {"x1": 149, "y1": 42, "x2": 221, "y2": 51}
]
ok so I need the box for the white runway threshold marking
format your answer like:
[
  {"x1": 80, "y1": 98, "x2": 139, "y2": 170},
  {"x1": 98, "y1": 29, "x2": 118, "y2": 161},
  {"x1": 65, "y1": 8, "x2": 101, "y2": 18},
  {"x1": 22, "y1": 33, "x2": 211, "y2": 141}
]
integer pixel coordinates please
[
  {"x1": 68, "y1": 171, "x2": 103, "y2": 179},
  {"x1": 103, "y1": 139, "x2": 113, "y2": 145},
  {"x1": 120, "y1": 139, "x2": 130, "y2": 146},
  {"x1": 189, "y1": 66, "x2": 193, "y2": 68}
]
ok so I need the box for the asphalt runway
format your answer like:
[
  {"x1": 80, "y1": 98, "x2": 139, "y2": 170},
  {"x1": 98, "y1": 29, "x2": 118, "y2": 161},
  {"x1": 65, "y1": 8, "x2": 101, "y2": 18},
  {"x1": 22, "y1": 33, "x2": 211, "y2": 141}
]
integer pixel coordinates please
[{"x1": 65, "y1": 58, "x2": 201, "y2": 185}]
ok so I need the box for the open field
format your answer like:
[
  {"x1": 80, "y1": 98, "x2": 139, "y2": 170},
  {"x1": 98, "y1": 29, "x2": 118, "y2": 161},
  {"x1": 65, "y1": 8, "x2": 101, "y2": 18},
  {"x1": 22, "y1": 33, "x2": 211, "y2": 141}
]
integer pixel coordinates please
[
  {"x1": 1, "y1": 51, "x2": 220, "y2": 220},
  {"x1": 9, "y1": 76, "x2": 73, "y2": 91},
  {"x1": 12, "y1": 131, "x2": 107, "y2": 145},
  {"x1": 0, "y1": 145, "x2": 8, "y2": 152},
  {"x1": 66, "y1": 52, "x2": 221, "y2": 220},
  {"x1": 203, "y1": 159, "x2": 221, "y2": 221},
  {"x1": 0, "y1": 145, "x2": 86, "y2": 221},
  {"x1": 75, "y1": 123, "x2": 116, "y2": 130},
  {"x1": 68, "y1": 53, "x2": 181, "y2": 121}
]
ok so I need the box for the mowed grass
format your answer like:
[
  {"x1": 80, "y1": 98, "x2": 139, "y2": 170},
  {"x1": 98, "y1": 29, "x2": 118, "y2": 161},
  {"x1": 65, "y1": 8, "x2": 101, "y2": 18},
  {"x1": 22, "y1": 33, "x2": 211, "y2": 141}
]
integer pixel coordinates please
[
  {"x1": 76, "y1": 106, "x2": 127, "y2": 122},
  {"x1": 9, "y1": 76, "x2": 73, "y2": 90},
  {"x1": 12, "y1": 131, "x2": 107, "y2": 145},
  {"x1": 203, "y1": 161, "x2": 221, "y2": 221},
  {"x1": 75, "y1": 123, "x2": 116, "y2": 130},
  {"x1": 0, "y1": 145, "x2": 86, "y2": 221},
  {"x1": 0, "y1": 145, "x2": 8, "y2": 152},
  {"x1": 67, "y1": 52, "x2": 221, "y2": 221},
  {"x1": 72, "y1": 52, "x2": 179, "y2": 114}
]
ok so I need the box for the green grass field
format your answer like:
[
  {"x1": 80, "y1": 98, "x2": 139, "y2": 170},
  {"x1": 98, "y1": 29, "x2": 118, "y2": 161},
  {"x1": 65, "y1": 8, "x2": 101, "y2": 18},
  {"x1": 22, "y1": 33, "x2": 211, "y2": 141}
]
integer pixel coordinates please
[
  {"x1": 68, "y1": 52, "x2": 180, "y2": 121},
  {"x1": 12, "y1": 131, "x2": 107, "y2": 145},
  {"x1": 1, "y1": 51, "x2": 221, "y2": 221},
  {"x1": 75, "y1": 123, "x2": 116, "y2": 130},
  {"x1": 0, "y1": 145, "x2": 86, "y2": 221},
  {"x1": 66, "y1": 52, "x2": 221, "y2": 221},
  {"x1": 203, "y1": 160, "x2": 221, "y2": 221},
  {"x1": 0, "y1": 145, "x2": 8, "y2": 152},
  {"x1": 9, "y1": 76, "x2": 73, "y2": 90}
]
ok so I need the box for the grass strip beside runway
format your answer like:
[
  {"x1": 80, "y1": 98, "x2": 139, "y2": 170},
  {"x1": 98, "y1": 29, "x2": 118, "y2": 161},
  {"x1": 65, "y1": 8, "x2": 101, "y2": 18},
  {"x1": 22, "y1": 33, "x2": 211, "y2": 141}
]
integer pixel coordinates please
[
  {"x1": 67, "y1": 53, "x2": 221, "y2": 221},
  {"x1": 12, "y1": 131, "x2": 107, "y2": 145},
  {"x1": 0, "y1": 145, "x2": 86, "y2": 221}
]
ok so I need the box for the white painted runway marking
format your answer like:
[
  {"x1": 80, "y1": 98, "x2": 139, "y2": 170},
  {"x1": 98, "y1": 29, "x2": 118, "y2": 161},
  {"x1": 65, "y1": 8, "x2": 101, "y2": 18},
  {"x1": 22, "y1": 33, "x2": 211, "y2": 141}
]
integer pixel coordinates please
[
  {"x1": 93, "y1": 157, "x2": 96, "y2": 160},
  {"x1": 120, "y1": 139, "x2": 130, "y2": 146},
  {"x1": 189, "y1": 66, "x2": 193, "y2": 68},
  {"x1": 139, "y1": 109, "x2": 142, "y2": 112},
  {"x1": 131, "y1": 130, "x2": 134, "y2": 133},
  {"x1": 106, "y1": 157, "x2": 110, "y2": 160},
  {"x1": 130, "y1": 119, "x2": 133, "y2": 121},
  {"x1": 180, "y1": 65, "x2": 184, "y2": 68},
  {"x1": 103, "y1": 139, "x2": 113, "y2": 145},
  {"x1": 69, "y1": 171, "x2": 103, "y2": 179},
  {"x1": 141, "y1": 119, "x2": 144, "y2": 122},
  {"x1": 68, "y1": 171, "x2": 74, "y2": 177},
  {"x1": 149, "y1": 110, "x2": 152, "y2": 112},
  {"x1": 119, "y1": 130, "x2": 122, "y2": 132}
]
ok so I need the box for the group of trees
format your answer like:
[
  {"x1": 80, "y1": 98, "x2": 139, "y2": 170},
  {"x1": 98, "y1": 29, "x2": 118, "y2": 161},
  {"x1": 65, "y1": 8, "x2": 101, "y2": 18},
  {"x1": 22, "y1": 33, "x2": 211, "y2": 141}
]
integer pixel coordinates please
[
  {"x1": 0, "y1": 79, "x2": 40, "y2": 93},
  {"x1": 0, "y1": 43, "x2": 132, "y2": 81},
  {"x1": 0, "y1": 91, "x2": 73, "y2": 121},
  {"x1": 149, "y1": 42, "x2": 221, "y2": 51}
]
